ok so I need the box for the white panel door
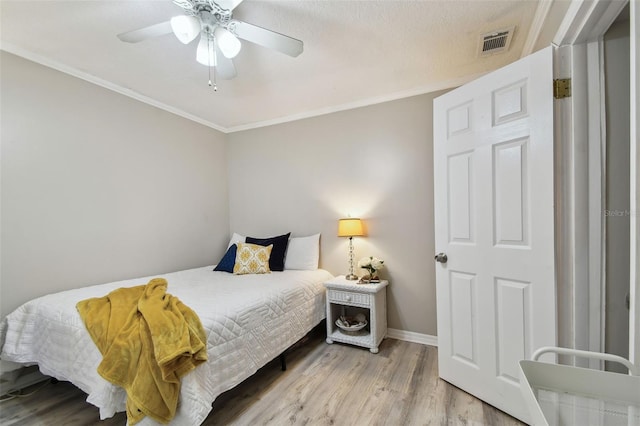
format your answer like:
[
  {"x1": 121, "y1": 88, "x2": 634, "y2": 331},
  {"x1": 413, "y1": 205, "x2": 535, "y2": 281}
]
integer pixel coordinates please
[{"x1": 433, "y1": 46, "x2": 556, "y2": 423}]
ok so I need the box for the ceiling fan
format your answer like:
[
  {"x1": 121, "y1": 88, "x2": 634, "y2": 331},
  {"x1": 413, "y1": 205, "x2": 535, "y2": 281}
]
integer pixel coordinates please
[{"x1": 117, "y1": 0, "x2": 303, "y2": 87}]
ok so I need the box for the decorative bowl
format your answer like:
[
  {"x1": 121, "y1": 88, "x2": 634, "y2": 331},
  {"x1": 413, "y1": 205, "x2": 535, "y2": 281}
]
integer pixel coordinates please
[{"x1": 335, "y1": 316, "x2": 367, "y2": 332}]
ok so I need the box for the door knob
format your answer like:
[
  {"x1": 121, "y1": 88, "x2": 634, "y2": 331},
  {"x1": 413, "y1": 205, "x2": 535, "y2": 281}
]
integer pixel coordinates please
[{"x1": 434, "y1": 253, "x2": 448, "y2": 263}]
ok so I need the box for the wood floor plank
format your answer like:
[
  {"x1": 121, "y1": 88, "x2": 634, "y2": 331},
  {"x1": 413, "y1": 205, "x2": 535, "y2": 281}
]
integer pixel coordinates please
[{"x1": 0, "y1": 327, "x2": 525, "y2": 426}]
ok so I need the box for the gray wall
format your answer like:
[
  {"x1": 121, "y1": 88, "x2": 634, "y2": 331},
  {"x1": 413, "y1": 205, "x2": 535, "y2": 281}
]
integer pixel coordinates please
[
  {"x1": 1, "y1": 50, "x2": 446, "y2": 337},
  {"x1": 227, "y1": 92, "x2": 447, "y2": 335},
  {"x1": 1, "y1": 52, "x2": 230, "y2": 319}
]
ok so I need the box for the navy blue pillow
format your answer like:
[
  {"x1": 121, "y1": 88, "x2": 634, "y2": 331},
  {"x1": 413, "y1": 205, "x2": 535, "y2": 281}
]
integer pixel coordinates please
[
  {"x1": 214, "y1": 244, "x2": 238, "y2": 273},
  {"x1": 246, "y1": 232, "x2": 290, "y2": 271}
]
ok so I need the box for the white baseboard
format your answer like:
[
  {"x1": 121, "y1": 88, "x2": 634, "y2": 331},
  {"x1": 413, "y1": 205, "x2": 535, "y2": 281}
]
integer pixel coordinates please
[
  {"x1": 386, "y1": 328, "x2": 438, "y2": 347},
  {"x1": 0, "y1": 365, "x2": 48, "y2": 396},
  {"x1": 0, "y1": 359, "x2": 24, "y2": 374}
]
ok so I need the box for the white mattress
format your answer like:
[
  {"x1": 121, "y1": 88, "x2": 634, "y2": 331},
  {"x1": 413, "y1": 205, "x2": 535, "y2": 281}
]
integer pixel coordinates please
[{"x1": 0, "y1": 266, "x2": 333, "y2": 425}]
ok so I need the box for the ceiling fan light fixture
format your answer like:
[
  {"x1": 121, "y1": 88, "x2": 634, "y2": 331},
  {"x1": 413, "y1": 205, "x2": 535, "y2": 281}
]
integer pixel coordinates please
[
  {"x1": 214, "y1": 26, "x2": 241, "y2": 58},
  {"x1": 117, "y1": 0, "x2": 304, "y2": 83},
  {"x1": 171, "y1": 15, "x2": 200, "y2": 44},
  {"x1": 196, "y1": 34, "x2": 217, "y2": 67}
]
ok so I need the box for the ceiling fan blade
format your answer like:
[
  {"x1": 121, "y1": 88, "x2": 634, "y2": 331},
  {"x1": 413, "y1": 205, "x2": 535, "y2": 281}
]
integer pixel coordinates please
[
  {"x1": 217, "y1": 0, "x2": 244, "y2": 11},
  {"x1": 230, "y1": 21, "x2": 303, "y2": 57},
  {"x1": 216, "y1": 50, "x2": 237, "y2": 79},
  {"x1": 117, "y1": 21, "x2": 173, "y2": 43}
]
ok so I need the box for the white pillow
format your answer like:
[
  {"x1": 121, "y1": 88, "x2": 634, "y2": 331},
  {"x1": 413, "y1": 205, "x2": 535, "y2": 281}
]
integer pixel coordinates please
[
  {"x1": 227, "y1": 232, "x2": 245, "y2": 249},
  {"x1": 284, "y1": 234, "x2": 320, "y2": 270}
]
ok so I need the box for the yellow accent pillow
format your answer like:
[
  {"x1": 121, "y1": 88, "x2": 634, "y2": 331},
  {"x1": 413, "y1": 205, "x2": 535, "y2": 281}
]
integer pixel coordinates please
[{"x1": 233, "y1": 243, "x2": 273, "y2": 275}]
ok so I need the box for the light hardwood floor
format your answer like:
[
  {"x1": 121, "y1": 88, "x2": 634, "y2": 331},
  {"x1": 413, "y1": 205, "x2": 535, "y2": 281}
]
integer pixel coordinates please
[{"x1": 0, "y1": 327, "x2": 524, "y2": 425}]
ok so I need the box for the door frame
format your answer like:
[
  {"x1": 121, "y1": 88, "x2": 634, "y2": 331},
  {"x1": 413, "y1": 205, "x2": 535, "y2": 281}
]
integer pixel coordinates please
[
  {"x1": 629, "y1": 0, "x2": 639, "y2": 369},
  {"x1": 552, "y1": 0, "x2": 633, "y2": 367}
]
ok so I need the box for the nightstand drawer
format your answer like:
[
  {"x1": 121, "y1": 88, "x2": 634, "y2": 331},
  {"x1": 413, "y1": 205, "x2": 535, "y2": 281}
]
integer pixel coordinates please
[{"x1": 328, "y1": 289, "x2": 370, "y2": 306}]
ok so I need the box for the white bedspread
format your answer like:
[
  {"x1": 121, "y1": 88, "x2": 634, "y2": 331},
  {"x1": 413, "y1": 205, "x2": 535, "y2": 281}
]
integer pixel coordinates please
[{"x1": 0, "y1": 266, "x2": 333, "y2": 425}]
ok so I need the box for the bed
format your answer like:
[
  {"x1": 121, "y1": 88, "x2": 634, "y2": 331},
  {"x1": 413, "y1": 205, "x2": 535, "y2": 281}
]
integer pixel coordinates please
[{"x1": 0, "y1": 265, "x2": 334, "y2": 425}]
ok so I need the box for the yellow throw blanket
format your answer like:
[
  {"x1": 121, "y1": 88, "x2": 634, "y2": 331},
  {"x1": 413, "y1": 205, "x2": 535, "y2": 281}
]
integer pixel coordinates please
[{"x1": 77, "y1": 278, "x2": 208, "y2": 424}]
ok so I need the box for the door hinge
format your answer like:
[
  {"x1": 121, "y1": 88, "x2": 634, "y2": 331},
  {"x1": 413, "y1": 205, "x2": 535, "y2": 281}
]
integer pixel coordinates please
[{"x1": 553, "y1": 78, "x2": 571, "y2": 99}]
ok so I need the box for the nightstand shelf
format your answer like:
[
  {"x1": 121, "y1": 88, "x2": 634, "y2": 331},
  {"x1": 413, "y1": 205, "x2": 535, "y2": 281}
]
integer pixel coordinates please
[{"x1": 324, "y1": 275, "x2": 388, "y2": 353}]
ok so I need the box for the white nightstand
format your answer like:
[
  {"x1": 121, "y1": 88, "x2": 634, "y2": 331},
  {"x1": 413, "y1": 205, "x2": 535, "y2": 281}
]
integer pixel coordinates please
[{"x1": 324, "y1": 275, "x2": 388, "y2": 353}]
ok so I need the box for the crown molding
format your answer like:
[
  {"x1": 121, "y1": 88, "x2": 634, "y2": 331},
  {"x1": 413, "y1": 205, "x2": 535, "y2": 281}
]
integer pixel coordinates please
[
  {"x1": 2, "y1": 42, "x2": 482, "y2": 135},
  {"x1": 521, "y1": 0, "x2": 555, "y2": 57},
  {"x1": 225, "y1": 73, "x2": 484, "y2": 133},
  {"x1": 0, "y1": 42, "x2": 227, "y2": 133}
]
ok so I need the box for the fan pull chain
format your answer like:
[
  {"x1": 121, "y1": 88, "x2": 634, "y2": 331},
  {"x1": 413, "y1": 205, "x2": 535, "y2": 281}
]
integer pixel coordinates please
[
  {"x1": 206, "y1": 35, "x2": 217, "y2": 91},
  {"x1": 208, "y1": 66, "x2": 217, "y2": 91}
]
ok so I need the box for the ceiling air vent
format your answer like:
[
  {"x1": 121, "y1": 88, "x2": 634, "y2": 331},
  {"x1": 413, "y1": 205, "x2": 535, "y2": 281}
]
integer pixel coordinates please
[{"x1": 478, "y1": 27, "x2": 515, "y2": 57}]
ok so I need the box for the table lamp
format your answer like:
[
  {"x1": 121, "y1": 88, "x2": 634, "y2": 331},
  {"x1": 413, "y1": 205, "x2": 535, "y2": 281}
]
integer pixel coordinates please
[{"x1": 338, "y1": 218, "x2": 365, "y2": 280}]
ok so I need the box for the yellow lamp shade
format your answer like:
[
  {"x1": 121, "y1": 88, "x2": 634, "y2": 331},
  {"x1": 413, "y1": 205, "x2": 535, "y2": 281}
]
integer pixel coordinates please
[{"x1": 338, "y1": 218, "x2": 364, "y2": 237}]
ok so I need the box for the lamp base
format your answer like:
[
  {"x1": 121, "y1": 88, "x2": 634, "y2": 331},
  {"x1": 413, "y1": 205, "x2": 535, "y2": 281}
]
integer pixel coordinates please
[{"x1": 345, "y1": 274, "x2": 359, "y2": 281}]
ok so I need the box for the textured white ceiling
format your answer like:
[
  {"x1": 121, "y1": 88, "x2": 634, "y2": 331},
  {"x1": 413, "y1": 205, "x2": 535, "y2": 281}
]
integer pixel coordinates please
[{"x1": 0, "y1": 1, "x2": 560, "y2": 132}]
